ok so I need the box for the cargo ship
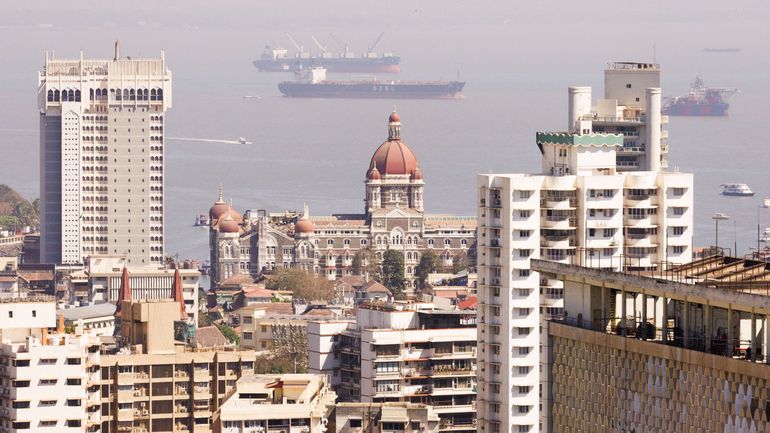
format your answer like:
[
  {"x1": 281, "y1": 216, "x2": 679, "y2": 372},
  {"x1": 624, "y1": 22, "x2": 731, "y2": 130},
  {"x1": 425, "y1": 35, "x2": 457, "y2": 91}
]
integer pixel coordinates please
[
  {"x1": 253, "y1": 33, "x2": 400, "y2": 73},
  {"x1": 278, "y1": 68, "x2": 464, "y2": 99},
  {"x1": 663, "y1": 76, "x2": 739, "y2": 116}
]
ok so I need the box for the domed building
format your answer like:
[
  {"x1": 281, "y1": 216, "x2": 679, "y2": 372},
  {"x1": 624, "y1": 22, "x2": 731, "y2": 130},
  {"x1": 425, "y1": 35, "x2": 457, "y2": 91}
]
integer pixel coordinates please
[{"x1": 209, "y1": 112, "x2": 476, "y2": 297}]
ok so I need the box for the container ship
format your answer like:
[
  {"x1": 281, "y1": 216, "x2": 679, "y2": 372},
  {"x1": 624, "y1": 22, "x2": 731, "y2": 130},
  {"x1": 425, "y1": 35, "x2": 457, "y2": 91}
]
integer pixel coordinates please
[
  {"x1": 663, "y1": 76, "x2": 739, "y2": 116},
  {"x1": 277, "y1": 68, "x2": 464, "y2": 99},
  {"x1": 253, "y1": 33, "x2": 400, "y2": 73}
]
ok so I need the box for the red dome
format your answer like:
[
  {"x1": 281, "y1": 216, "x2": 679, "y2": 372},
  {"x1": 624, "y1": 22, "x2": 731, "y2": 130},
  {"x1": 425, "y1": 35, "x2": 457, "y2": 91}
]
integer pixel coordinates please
[
  {"x1": 209, "y1": 201, "x2": 229, "y2": 221},
  {"x1": 219, "y1": 213, "x2": 240, "y2": 233},
  {"x1": 295, "y1": 219, "x2": 316, "y2": 234},
  {"x1": 389, "y1": 111, "x2": 400, "y2": 123},
  {"x1": 370, "y1": 140, "x2": 418, "y2": 176},
  {"x1": 368, "y1": 164, "x2": 381, "y2": 180},
  {"x1": 411, "y1": 166, "x2": 424, "y2": 181}
]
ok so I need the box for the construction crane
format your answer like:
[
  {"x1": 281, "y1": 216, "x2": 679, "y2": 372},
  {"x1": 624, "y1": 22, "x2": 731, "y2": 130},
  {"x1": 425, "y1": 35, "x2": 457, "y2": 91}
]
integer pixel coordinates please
[
  {"x1": 328, "y1": 33, "x2": 349, "y2": 55},
  {"x1": 311, "y1": 35, "x2": 327, "y2": 54},
  {"x1": 285, "y1": 33, "x2": 304, "y2": 53},
  {"x1": 366, "y1": 32, "x2": 386, "y2": 54}
]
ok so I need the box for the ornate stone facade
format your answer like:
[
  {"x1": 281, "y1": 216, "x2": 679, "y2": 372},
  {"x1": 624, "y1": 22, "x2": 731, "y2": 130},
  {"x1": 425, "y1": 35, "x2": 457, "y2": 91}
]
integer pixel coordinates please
[{"x1": 208, "y1": 112, "x2": 476, "y2": 296}]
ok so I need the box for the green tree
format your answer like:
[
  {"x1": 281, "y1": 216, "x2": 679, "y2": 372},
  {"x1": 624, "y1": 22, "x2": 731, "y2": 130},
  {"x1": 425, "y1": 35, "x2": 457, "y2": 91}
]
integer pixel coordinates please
[
  {"x1": 351, "y1": 251, "x2": 364, "y2": 276},
  {"x1": 380, "y1": 249, "x2": 405, "y2": 299},
  {"x1": 266, "y1": 268, "x2": 334, "y2": 302},
  {"x1": 452, "y1": 252, "x2": 469, "y2": 274},
  {"x1": 415, "y1": 249, "x2": 442, "y2": 289},
  {"x1": 216, "y1": 323, "x2": 240, "y2": 345}
]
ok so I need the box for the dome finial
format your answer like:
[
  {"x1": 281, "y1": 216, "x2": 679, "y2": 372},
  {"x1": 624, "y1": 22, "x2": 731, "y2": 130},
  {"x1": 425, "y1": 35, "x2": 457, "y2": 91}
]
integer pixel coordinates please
[
  {"x1": 388, "y1": 110, "x2": 401, "y2": 141},
  {"x1": 217, "y1": 184, "x2": 224, "y2": 203}
]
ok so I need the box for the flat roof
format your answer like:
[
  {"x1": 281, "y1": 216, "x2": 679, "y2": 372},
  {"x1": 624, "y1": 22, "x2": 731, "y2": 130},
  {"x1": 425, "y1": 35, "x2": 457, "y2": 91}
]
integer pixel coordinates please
[{"x1": 60, "y1": 303, "x2": 116, "y2": 321}]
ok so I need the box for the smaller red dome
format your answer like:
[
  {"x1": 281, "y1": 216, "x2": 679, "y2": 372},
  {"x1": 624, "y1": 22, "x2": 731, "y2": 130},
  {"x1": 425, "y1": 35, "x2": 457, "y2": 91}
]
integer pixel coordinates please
[
  {"x1": 295, "y1": 219, "x2": 316, "y2": 234},
  {"x1": 209, "y1": 201, "x2": 229, "y2": 221},
  {"x1": 219, "y1": 213, "x2": 240, "y2": 233},
  {"x1": 368, "y1": 165, "x2": 381, "y2": 180},
  {"x1": 411, "y1": 166, "x2": 423, "y2": 180},
  {"x1": 389, "y1": 111, "x2": 400, "y2": 123}
]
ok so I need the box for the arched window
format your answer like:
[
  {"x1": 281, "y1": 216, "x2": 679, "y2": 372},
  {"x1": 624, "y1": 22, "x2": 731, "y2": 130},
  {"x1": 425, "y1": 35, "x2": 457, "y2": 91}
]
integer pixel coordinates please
[
  {"x1": 461, "y1": 239, "x2": 468, "y2": 247},
  {"x1": 157, "y1": 89, "x2": 163, "y2": 100},
  {"x1": 428, "y1": 239, "x2": 434, "y2": 247},
  {"x1": 62, "y1": 90, "x2": 69, "y2": 102},
  {"x1": 123, "y1": 89, "x2": 129, "y2": 100},
  {"x1": 89, "y1": 89, "x2": 94, "y2": 100},
  {"x1": 47, "y1": 90, "x2": 54, "y2": 102},
  {"x1": 150, "y1": 89, "x2": 157, "y2": 101},
  {"x1": 444, "y1": 239, "x2": 451, "y2": 246},
  {"x1": 54, "y1": 89, "x2": 60, "y2": 101},
  {"x1": 74, "y1": 90, "x2": 81, "y2": 101},
  {"x1": 129, "y1": 89, "x2": 135, "y2": 101}
]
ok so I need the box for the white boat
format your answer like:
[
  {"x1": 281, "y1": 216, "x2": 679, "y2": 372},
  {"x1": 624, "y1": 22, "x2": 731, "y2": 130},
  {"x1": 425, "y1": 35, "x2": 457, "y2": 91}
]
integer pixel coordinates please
[
  {"x1": 237, "y1": 137, "x2": 252, "y2": 144},
  {"x1": 761, "y1": 228, "x2": 770, "y2": 243},
  {"x1": 720, "y1": 183, "x2": 755, "y2": 197},
  {"x1": 762, "y1": 198, "x2": 770, "y2": 208}
]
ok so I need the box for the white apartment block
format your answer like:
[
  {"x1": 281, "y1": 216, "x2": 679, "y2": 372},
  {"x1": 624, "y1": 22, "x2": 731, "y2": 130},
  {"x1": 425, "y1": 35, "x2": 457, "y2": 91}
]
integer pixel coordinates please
[
  {"x1": 218, "y1": 374, "x2": 337, "y2": 433},
  {"x1": 66, "y1": 256, "x2": 200, "y2": 324},
  {"x1": 475, "y1": 62, "x2": 693, "y2": 433},
  {"x1": 0, "y1": 296, "x2": 102, "y2": 433},
  {"x1": 38, "y1": 42, "x2": 172, "y2": 266},
  {"x1": 308, "y1": 302, "x2": 478, "y2": 433}
]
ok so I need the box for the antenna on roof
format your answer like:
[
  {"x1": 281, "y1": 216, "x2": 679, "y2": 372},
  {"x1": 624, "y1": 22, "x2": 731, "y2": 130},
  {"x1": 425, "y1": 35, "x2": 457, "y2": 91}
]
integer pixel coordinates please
[
  {"x1": 652, "y1": 43, "x2": 657, "y2": 65},
  {"x1": 114, "y1": 39, "x2": 120, "y2": 61}
]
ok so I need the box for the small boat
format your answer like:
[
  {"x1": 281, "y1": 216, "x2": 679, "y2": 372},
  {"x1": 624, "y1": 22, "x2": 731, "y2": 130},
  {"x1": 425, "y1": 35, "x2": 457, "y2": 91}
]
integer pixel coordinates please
[
  {"x1": 761, "y1": 229, "x2": 770, "y2": 243},
  {"x1": 720, "y1": 183, "x2": 755, "y2": 197},
  {"x1": 237, "y1": 137, "x2": 252, "y2": 144},
  {"x1": 194, "y1": 214, "x2": 209, "y2": 226},
  {"x1": 762, "y1": 198, "x2": 770, "y2": 208}
]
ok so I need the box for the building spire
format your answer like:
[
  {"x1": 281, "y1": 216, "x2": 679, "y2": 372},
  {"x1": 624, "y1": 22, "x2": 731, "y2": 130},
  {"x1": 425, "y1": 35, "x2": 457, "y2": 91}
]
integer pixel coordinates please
[
  {"x1": 217, "y1": 184, "x2": 224, "y2": 203},
  {"x1": 171, "y1": 266, "x2": 187, "y2": 321},
  {"x1": 388, "y1": 110, "x2": 401, "y2": 141},
  {"x1": 114, "y1": 39, "x2": 120, "y2": 61},
  {"x1": 115, "y1": 266, "x2": 131, "y2": 314}
]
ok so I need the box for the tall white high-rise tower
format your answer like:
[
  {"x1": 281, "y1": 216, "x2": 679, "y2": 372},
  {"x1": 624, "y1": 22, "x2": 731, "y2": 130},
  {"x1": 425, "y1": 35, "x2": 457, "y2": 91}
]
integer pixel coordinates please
[{"x1": 38, "y1": 42, "x2": 172, "y2": 265}]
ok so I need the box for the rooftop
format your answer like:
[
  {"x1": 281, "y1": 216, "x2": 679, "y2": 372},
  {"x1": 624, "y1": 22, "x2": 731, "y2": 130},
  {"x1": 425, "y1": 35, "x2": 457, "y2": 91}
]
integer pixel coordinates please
[{"x1": 59, "y1": 303, "x2": 116, "y2": 321}]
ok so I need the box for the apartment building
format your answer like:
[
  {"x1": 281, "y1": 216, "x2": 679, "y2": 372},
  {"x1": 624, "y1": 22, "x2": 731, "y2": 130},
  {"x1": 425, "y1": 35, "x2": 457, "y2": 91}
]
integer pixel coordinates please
[
  {"x1": 333, "y1": 402, "x2": 441, "y2": 433},
  {"x1": 308, "y1": 301, "x2": 477, "y2": 433},
  {"x1": 217, "y1": 374, "x2": 337, "y2": 433},
  {"x1": 533, "y1": 256, "x2": 770, "y2": 433},
  {"x1": 38, "y1": 42, "x2": 172, "y2": 265},
  {"x1": 0, "y1": 296, "x2": 102, "y2": 433},
  {"x1": 475, "y1": 62, "x2": 693, "y2": 433},
  {"x1": 66, "y1": 256, "x2": 200, "y2": 324},
  {"x1": 238, "y1": 307, "x2": 307, "y2": 354},
  {"x1": 98, "y1": 300, "x2": 256, "y2": 433}
]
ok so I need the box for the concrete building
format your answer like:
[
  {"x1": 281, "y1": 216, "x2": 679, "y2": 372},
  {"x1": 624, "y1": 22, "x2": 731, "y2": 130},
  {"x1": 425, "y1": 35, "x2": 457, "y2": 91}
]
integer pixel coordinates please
[
  {"x1": 38, "y1": 42, "x2": 172, "y2": 265},
  {"x1": 59, "y1": 302, "x2": 117, "y2": 336},
  {"x1": 0, "y1": 296, "x2": 102, "y2": 433},
  {"x1": 216, "y1": 374, "x2": 337, "y2": 433},
  {"x1": 308, "y1": 301, "x2": 477, "y2": 433},
  {"x1": 238, "y1": 306, "x2": 308, "y2": 354},
  {"x1": 533, "y1": 256, "x2": 770, "y2": 433},
  {"x1": 99, "y1": 299, "x2": 257, "y2": 433},
  {"x1": 332, "y1": 402, "x2": 441, "y2": 433},
  {"x1": 65, "y1": 256, "x2": 200, "y2": 324},
  {"x1": 475, "y1": 62, "x2": 693, "y2": 433},
  {"x1": 208, "y1": 112, "x2": 476, "y2": 296}
]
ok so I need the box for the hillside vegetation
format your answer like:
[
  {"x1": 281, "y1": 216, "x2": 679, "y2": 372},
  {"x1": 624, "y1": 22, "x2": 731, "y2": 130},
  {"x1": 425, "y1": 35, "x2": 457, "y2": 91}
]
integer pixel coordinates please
[{"x1": 0, "y1": 185, "x2": 38, "y2": 230}]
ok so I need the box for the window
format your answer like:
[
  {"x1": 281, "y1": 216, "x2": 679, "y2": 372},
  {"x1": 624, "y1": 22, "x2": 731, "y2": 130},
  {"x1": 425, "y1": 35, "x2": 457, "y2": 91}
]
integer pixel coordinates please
[
  {"x1": 518, "y1": 346, "x2": 531, "y2": 355},
  {"x1": 491, "y1": 403, "x2": 500, "y2": 413},
  {"x1": 518, "y1": 288, "x2": 529, "y2": 297},
  {"x1": 626, "y1": 83, "x2": 632, "y2": 88},
  {"x1": 39, "y1": 358, "x2": 57, "y2": 365},
  {"x1": 66, "y1": 399, "x2": 81, "y2": 407},
  {"x1": 40, "y1": 421, "x2": 57, "y2": 427},
  {"x1": 518, "y1": 249, "x2": 531, "y2": 258},
  {"x1": 66, "y1": 378, "x2": 81, "y2": 385},
  {"x1": 672, "y1": 207, "x2": 687, "y2": 215},
  {"x1": 517, "y1": 327, "x2": 530, "y2": 336},
  {"x1": 518, "y1": 308, "x2": 531, "y2": 316},
  {"x1": 519, "y1": 190, "x2": 532, "y2": 199},
  {"x1": 603, "y1": 228, "x2": 614, "y2": 237},
  {"x1": 261, "y1": 326, "x2": 267, "y2": 333},
  {"x1": 490, "y1": 383, "x2": 500, "y2": 394},
  {"x1": 589, "y1": 209, "x2": 596, "y2": 217},
  {"x1": 518, "y1": 425, "x2": 531, "y2": 432},
  {"x1": 40, "y1": 400, "x2": 57, "y2": 407},
  {"x1": 67, "y1": 420, "x2": 82, "y2": 428},
  {"x1": 350, "y1": 419, "x2": 362, "y2": 428},
  {"x1": 588, "y1": 228, "x2": 596, "y2": 237},
  {"x1": 518, "y1": 366, "x2": 530, "y2": 374},
  {"x1": 66, "y1": 358, "x2": 81, "y2": 365},
  {"x1": 32, "y1": 310, "x2": 36, "y2": 317},
  {"x1": 519, "y1": 210, "x2": 531, "y2": 218},
  {"x1": 243, "y1": 332, "x2": 253, "y2": 340},
  {"x1": 519, "y1": 386, "x2": 530, "y2": 394},
  {"x1": 327, "y1": 239, "x2": 333, "y2": 246},
  {"x1": 672, "y1": 245, "x2": 686, "y2": 254},
  {"x1": 672, "y1": 226, "x2": 685, "y2": 236},
  {"x1": 444, "y1": 239, "x2": 451, "y2": 246},
  {"x1": 672, "y1": 187, "x2": 685, "y2": 196},
  {"x1": 428, "y1": 239, "x2": 434, "y2": 247},
  {"x1": 491, "y1": 344, "x2": 500, "y2": 355},
  {"x1": 518, "y1": 269, "x2": 530, "y2": 277},
  {"x1": 8, "y1": 311, "x2": 12, "y2": 318},
  {"x1": 242, "y1": 316, "x2": 252, "y2": 324},
  {"x1": 492, "y1": 364, "x2": 500, "y2": 374},
  {"x1": 40, "y1": 379, "x2": 57, "y2": 386},
  {"x1": 13, "y1": 380, "x2": 30, "y2": 387},
  {"x1": 519, "y1": 230, "x2": 530, "y2": 237},
  {"x1": 491, "y1": 306, "x2": 500, "y2": 317},
  {"x1": 375, "y1": 362, "x2": 399, "y2": 373},
  {"x1": 376, "y1": 380, "x2": 400, "y2": 393},
  {"x1": 12, "y1": 401, "x2": 30, "y2": 409}
]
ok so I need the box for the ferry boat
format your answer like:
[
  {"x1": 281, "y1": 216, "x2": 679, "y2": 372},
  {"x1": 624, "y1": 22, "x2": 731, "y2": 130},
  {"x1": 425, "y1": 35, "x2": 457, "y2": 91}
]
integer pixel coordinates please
[{"x1": 720, "y1": 183, "x2": 755, "y2": 197}]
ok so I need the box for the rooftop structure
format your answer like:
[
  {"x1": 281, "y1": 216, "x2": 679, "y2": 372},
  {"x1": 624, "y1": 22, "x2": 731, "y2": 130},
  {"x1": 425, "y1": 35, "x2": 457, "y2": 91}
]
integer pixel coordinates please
[
  {"x1": 332, "y1": 402, "x2": 441, "y2": 433},
  {"x1": 533, "y1": 257, "x2": 770, "y2": 433},
  {"x1": 217, "y1": 374, "x2": 337, "y2": 433}
]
